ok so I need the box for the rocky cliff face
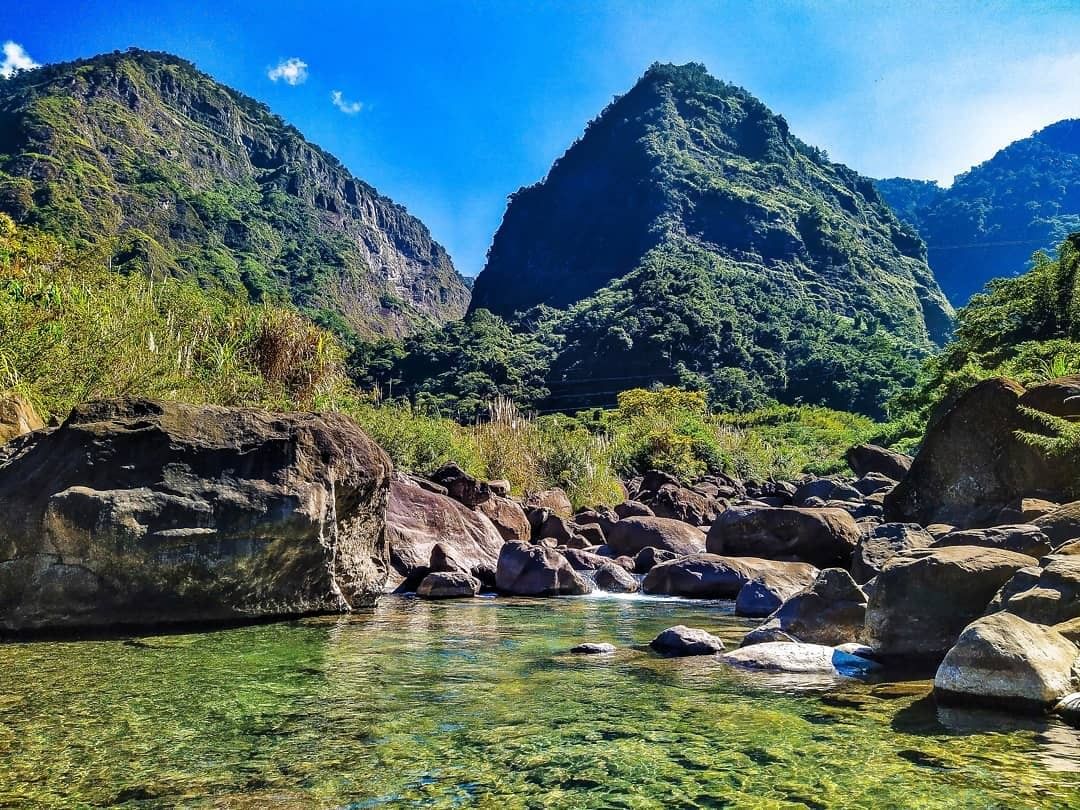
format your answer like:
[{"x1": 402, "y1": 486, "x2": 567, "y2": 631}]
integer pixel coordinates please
[
  {"x1": 0, "y1": 49, "x2": 470, "y2": 337},
  {"x1": 470, "y1": 62, "x2": 952, "y2": 347},
  {"x1": 876, "y1": 119, "x2": 1080, "y2": 305}
]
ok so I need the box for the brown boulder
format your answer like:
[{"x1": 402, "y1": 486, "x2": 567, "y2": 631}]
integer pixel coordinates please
[
  {"x1": 845, "y1": 443, "x2": 912, "y2": 481},
  {"x1": 495, "y1": 541, "x2": 590, "y2": 596},
  {"x1": 0, "y1": 399, "x2": 392, "y2": 632},
  {"x1": 851, "y1": 523, "x2": 934, "y2": 584},
  {"x1": 933, "y1": 524, "x2": 1051, "y2": 558},
  {"x1": 416, "y1": 571, "x2": 480, "y2": 599},
  {"x1": 386, "y1": 476, "x2": 505, "y2": 590},
  {"x1": 642, "y1": 553, "x2": 817, "y2": 599},
  {"x1": 428, "y1": 462, "x2": 491, "y2": 507},
  {"x1": 742, "y1": 569, "x2": 867, "y2": 646},
  {"x1": 649, "y1": 484, "x2": 722, "y2": 526},
  {"x1": 1034, "y1": 501, "x2": 1080, "y2": 545},
  {"x1": 705, "y1": 506, "x2": 859, "y2": 568},
  {"x1": 606, "y1": 516, "x2": 706, "y2": 557},
  {"x1": 476, "y1": 494, "x2": 531, "y2": 542}
]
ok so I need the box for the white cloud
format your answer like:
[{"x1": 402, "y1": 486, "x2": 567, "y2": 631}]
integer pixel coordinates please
[
  {"x1": 1, "y1": 41, "x2": 40, "y2": 79},
  {"x1": 267, "y1": 57, "x2": 308, "y2": 85},
  {"x1": 331, "y1": 90, "x2": 363, "y2": 115}
]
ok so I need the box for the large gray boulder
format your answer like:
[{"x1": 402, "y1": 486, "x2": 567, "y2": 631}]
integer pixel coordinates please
[
  {"x1": 851, "y1": 523, "x2": 934, "y2": 584},
  {"x1": 642, "y1": 553, "x2": 817, "y2": 599},
  {"x1": 933, "y1": 524, "x2": 1051, "y2": 559},
  {"x1": 593, "y1": 562, "x2": 639, "y2": 593},
  {"x1": 0, "y1": 399, "x2": 393, "y2": 632},
  {"x1": 607, "y1": 516, "x2": 706, "y2": 557},
  {"x1": 934, "y1": 612, "x2": 1080, "y2": 711},
  {"x1": 385, "y1": 475, "x2": 505, "y2": 590},
  {"x1": 742, "y1": 569, "x2": 867, "y2": 646},
  {"x1": 885, "y1": 377, "x2": 1080, "y2": 527},
  {"x1": 495, "y1": 542, "x2": 590, "y2": 596},
  {"x1": 706, "y1": 506, "x2": 860, "y2": 568},
  {"x1": 864, "y1": 546, "x2": 1037, "y2": 660},
  {"x1": 648, "y1": 484, "x2": 722, "y2": 526},
  {"x1": 1001, "y1": 559, "x2": 1080, "y2": 626}
]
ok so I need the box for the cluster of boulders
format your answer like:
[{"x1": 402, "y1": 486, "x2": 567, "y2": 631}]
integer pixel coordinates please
[{"x1": 3, "y1": 376, "x2": 1080, "y2": 723}]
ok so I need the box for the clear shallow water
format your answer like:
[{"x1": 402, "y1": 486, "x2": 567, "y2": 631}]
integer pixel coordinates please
[{"x1": 1, "y1": 595, "x2": 1079, "y2": 808}]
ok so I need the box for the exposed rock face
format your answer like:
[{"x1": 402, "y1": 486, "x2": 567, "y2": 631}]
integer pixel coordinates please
[
  {"x1": 706, "y1": 506, "x2": 860, "y2": 568},
  {"x1": 885, "y1": 378, "x2": 1080, "y2": 527},
  {"x1": 385, "y1": 476, "x2": 505, "y2": 590},
  {"x1": 416, "y1": 571, "x2": 480, "y2": 599},
  {"x1": 845, "y1": 444, "x2": 912, "y2": 481},
  {"x1": 607, "y1": 516, "x2": 706, "y2": 557},
  {"x1": 0, "y1": 50, "x2": 468, "y2": 338},
  {"x1": 495, "y1": 542, "x2": 591, "y2": 596},
  {"x1": 476, "y1": 495, "x2": 531, "y2": 542},
  {"x1": 0, "y1": 399, "x2": 392, "y2": 632},
  {"x1": 742, "y1": 569, "x2": 867, "y2": 646},
  {"x1": 650, "y1": 625, "x2": 726, "y2": 656},
  {"x1": 642, "y1": 554, "x2": 817, "y2": 599},
  {"x1": 933, "y1": 524, "x2": 1051, "y2": 559},
  {"x1": 934, "y1": 613, "x2": 1080, "y2": 711},
  {"x1": 851, "y1": 523, "x2": 935, "y2": 584},
  {"x1": 0, "y1": 394, "x2": 43, "y2": 444},
  {"x1": 863, "y1": 546, "x2": 1037, "y2": 660}
]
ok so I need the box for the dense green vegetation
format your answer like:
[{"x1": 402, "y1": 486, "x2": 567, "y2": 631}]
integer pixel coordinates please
[
  {"x1": 376, "y1": 62, "x2": 952, "y2": 421},
  {"x1": 886, "y1": 233, "x2": 1080, "y2": 447},
  {"x1": 876, "y1": 119, "x2": 1080, "y2": 306},
  {"x1": 0, "y1": 48, "x2": 469, "y2": 340},
  {"x1": 1, "y1": 214, "x2": 875, "y2": 503}
]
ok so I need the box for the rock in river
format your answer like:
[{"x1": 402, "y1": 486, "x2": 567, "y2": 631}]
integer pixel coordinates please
[
  {"x1": 706, "y1": 506, "x2": 859, "y2": 568},
  {"x1": 934, "y1": 612, "x2": 1080, "y2": 711},
  {"x1": 0, "y1": 398, "x2": 392, "y2": 632},
  {"x1": 495, "y1": 541, "x2": 591, "y2": 596},
  {"x1": 642, "y1": 554, "x2": 817, "y2": 599},
  {"x1": 650, "y1": 625, "x2": 726, "y2": 656}
]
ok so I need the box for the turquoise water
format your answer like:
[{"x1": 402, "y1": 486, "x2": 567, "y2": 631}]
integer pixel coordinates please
[{"x1": 1, "y1": 594, "x2": 1078, "y2": 808}]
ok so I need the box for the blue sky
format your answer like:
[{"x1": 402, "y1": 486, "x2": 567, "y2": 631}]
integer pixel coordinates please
[{"x1": 4, "y1": 1, "x2": 1080, "y2": 276}]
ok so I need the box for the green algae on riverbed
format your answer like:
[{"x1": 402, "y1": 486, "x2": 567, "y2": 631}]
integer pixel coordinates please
[{"x1": 1, "y1": 595, "x2": 1078, "y2": 808}]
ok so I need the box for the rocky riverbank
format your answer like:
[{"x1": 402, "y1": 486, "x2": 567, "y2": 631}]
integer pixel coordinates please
[{"x1": 2, "y1": 375, "x2": 1080, "y2": 725}]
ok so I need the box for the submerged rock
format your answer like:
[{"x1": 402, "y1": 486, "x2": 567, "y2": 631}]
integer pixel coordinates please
[
  {"x1": 722, "y1": 642, "x2": 880, "y2": 676},
  {"x1": 570, "y1": 642, "x2": 616, "y2": 655},
  {"x1": 650, "y1": 625, "x2": 725, "y2": 656},
  {"x1": 934, "y1": 612, "x2": 1080, "y2": 711},
  {"x1": 0, "y1": 398, "x2": 392, "y2": 632}
]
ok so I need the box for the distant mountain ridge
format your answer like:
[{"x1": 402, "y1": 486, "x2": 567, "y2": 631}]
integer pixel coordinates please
[
  {"x1": 0, "y1": 48, "x2": 470, "y2": 338},
  {"x1": 876, "y1": 119, "x2": 1080, "y2": 306},
  {"x1": 392, "y1": 63, "x2": 954, "y2": 418}
]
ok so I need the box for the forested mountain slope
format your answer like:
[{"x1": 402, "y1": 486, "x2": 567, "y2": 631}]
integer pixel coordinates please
[{"x1": 0, "y1": 48, "x2": 470, "y2": 338}]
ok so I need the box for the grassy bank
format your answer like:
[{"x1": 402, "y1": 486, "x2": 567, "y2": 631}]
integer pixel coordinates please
[{"x1": 1, "y1": 214, "x2": 881, "y2": 507}]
